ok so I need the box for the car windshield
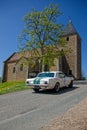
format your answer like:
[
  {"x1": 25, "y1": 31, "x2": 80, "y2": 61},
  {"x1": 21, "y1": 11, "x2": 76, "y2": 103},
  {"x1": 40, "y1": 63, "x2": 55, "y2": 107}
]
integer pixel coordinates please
[{"x1": 37, "y1": 72, "x2": 54, "y2": 78}]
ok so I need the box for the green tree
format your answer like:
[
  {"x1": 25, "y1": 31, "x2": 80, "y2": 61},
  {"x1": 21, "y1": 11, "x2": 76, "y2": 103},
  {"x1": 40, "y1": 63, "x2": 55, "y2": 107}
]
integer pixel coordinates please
[{"x1": 19, "y1": 3, "x2": 69, "y2": 71}]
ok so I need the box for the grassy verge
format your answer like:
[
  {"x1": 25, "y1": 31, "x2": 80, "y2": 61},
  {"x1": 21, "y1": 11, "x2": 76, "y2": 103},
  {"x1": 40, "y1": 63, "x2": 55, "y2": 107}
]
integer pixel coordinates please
[{"x1": 0, "y1": 81, "x2": 30, "y2": 95}]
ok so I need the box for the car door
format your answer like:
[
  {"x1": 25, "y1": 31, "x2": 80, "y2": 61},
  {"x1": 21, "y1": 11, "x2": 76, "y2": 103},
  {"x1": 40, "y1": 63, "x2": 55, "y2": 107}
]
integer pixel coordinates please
[{"x1": 58, "y1": 72, "x2": 66, "y2": 87}]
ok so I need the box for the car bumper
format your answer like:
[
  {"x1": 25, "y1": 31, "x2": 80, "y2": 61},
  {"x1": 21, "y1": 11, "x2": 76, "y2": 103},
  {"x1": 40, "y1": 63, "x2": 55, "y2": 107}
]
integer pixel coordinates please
[
  {"x1": 34, "y1": 84, "x2": 49, "y2": 89},
  {"x1": 26, "y1": 83, "x2": 49, "y2": 89}
]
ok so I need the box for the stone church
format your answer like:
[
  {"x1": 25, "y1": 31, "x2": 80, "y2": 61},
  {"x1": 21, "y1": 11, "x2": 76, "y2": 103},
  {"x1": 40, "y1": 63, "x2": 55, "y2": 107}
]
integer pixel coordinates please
[{"x1": 2, "y1": 21, "x2": 81, "y2": 82}]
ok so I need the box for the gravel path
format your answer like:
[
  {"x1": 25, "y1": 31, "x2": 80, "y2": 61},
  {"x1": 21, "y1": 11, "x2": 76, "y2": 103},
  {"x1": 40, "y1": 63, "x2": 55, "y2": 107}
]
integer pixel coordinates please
[{"x1": 40, "y1": 97, "x2": 87, "y2": 130}]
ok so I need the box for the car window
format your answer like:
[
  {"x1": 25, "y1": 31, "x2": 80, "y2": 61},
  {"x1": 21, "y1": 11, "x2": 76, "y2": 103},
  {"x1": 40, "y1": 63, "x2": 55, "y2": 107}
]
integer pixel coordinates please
[
  {"x1": 59, "y1": 73, "x2": 65, "y2": 78},
  {"x1": 37, "y1": 73, "x2": 54, "y2": 78},
  {"x1": 37, "y1": 73, "x2": 46, "y2": 77},
  {"x1": 56, "y1": 73, "x2": 59, "y2": 78}
]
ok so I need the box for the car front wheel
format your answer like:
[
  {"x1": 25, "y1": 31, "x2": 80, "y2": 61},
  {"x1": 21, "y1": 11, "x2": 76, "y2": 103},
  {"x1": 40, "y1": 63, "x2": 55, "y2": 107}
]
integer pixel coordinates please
[
  {"x1": 54, "y1": 82, "x2": 60, "y2": 93},
  {"x1": 33, "y1": 88, "x2": 39, "y2": 93}
]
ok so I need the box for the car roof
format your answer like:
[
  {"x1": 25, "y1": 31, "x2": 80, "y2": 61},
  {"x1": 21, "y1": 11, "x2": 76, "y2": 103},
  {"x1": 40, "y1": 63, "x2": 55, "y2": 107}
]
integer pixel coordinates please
[{"x1": 39, "y1": 71, "x2": 63, "y2": 74}]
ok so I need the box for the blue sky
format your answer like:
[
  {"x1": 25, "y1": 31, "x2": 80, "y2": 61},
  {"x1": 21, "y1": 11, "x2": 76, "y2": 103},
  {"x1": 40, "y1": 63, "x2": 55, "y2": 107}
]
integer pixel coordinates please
[{"x1": 0, "y1": 0, "x2": 87, "y2": 78}]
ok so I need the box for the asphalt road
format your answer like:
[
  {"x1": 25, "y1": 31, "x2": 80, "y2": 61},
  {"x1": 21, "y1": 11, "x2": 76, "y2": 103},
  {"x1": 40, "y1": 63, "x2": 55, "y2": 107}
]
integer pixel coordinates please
[{"x1": 0, "y1": 85, "x2": 87, "y2": 130}]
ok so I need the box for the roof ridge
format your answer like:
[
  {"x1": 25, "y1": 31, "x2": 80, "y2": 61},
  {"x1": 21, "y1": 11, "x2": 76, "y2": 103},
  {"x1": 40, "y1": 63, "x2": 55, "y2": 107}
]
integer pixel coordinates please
[{"x1": 62, "y1": 21, "x2": 77, "y2": 36}]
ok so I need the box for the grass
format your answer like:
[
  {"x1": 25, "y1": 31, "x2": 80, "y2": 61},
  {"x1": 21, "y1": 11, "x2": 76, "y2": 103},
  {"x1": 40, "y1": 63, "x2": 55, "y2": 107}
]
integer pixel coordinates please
[{"x1": 0, "y1": 81, "x2": 30, "y2": 95}]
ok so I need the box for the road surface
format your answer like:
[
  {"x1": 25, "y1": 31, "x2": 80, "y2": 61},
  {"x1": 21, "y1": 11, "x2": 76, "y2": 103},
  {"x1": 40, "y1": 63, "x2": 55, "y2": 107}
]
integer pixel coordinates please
[{"x1": 0, "y1": 84, "x2": 87, "y2": 130}]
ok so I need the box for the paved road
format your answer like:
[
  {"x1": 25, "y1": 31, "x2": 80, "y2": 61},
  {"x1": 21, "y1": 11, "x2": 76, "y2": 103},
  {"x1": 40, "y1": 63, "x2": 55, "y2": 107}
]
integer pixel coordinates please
[{"x1": 0, "y1": 85, "x2": 87, "y2": 130}]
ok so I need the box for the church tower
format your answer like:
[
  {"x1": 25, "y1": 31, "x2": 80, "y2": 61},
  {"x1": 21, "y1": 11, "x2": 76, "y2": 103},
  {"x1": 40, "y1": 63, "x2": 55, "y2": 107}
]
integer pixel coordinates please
[{"x1": 61, "y1": 20, "x2": 81, "y2": 79}]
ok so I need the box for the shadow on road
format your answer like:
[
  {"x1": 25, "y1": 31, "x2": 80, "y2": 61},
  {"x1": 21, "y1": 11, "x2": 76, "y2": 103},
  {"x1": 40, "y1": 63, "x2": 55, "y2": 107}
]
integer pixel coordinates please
[{"x1": 32, "y1": 86, "x2": 79, "y2": 95}]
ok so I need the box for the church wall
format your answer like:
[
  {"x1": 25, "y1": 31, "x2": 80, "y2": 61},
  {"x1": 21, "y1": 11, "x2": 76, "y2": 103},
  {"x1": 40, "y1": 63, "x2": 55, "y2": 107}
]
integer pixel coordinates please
[
  {"x1": 76, "y1": 35, "x2": 81, "y2": 79},
  {"x1": 6, "y1": 60, "x2": 28, "y2": 82},
  {"x1": 62, "y1": 34, "x2": 81, "y2": 79},
  {"x1": 7, "y1": 62, "x2": 17, "y2": 81},
  {"x1": 50, "y1": 58, "x2": 58, "y2": 71},
  {"x1": 64, "y1": 34, "x2": 77, "y2": 78}
]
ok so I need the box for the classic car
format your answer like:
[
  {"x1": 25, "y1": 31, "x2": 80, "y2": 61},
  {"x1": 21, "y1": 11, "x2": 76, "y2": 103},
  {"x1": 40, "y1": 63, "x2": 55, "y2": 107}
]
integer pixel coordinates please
[{"x1": 26, "y1": 71, "x2": 74, "y2": 92}]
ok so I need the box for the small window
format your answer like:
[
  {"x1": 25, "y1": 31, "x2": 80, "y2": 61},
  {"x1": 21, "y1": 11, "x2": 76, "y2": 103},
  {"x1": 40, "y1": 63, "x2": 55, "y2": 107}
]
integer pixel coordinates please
[
  {"x1": 66, "y1": 37, "x2": 69, "y2": 41},
  {"x1": 20, "y1": 64, "x2": 23, "y2": 71},
  {"x1": 59, "y1": 73, "x2": 65, "y2": 78},
  {"x1": 13, "y1": 67, "x2": 16, "y2": 73}
]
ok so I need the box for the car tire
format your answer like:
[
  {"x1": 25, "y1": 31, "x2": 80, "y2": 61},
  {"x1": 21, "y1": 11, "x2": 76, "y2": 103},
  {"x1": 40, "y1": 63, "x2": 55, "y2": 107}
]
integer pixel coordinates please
[
  {"x1": 33, "y1": 88, "x2": 39, "y2": 93},
  {"x1": 69, "y1": 80, "x2": 73, "y2": 88},
  {"x1": 54, "y1": 82, "x2": 60, "y2": 93}
]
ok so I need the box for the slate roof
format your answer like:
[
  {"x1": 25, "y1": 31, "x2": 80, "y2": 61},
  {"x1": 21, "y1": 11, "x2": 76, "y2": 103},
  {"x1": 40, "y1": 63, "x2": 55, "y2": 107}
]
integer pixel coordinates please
[
  {"x1": 8, "y1": 52, "x2": 21, "y2": 62},
  {"x1": 62, "y1": 20, "x2": 77, "y2": 36},
  {"x1": 4, "y1": 51, "x2": 31, "y2": 63}
]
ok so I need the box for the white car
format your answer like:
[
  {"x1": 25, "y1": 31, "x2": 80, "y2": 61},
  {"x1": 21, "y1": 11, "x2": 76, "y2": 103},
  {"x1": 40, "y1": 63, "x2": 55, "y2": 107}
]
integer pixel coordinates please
[{"x1": 26, "y1": 71, "x2": 74, "y2": 92}]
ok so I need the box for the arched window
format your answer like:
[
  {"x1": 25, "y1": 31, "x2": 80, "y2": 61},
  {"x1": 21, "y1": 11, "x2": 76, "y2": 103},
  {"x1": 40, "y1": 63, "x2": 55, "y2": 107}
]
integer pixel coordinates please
[
  {"x1": 13, "y1": 67, "x2": 16, "y2": 73},
  {"x1": 20, "y1": 64, "x2": 23, "y2": 71},
  {"x1": 66, "y1": 37, "x2": 69, "y2": 41}
]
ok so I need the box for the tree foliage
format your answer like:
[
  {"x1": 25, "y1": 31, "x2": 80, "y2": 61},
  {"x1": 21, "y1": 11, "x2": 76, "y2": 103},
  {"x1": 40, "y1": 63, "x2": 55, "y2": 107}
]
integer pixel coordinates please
[{"x1": 19, "y1": 3, "x2": 69, "y2": 71}]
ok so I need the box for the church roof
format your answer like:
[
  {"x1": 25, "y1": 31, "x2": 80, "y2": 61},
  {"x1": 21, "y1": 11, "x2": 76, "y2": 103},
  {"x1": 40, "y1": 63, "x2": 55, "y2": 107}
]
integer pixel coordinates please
[
  {"x1": 4, "y1": 51, "x2": 31, "y2": 63},
  {"x1": 62, "y1": 20, "x2": 77, "y2": 36}
]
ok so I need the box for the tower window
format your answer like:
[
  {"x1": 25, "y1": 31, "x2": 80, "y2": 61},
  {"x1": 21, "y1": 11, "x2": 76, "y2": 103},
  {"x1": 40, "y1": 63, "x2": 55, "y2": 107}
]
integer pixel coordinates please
[{"x1": 66, "y1": 37, "x2": 69, "y2": 41}]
